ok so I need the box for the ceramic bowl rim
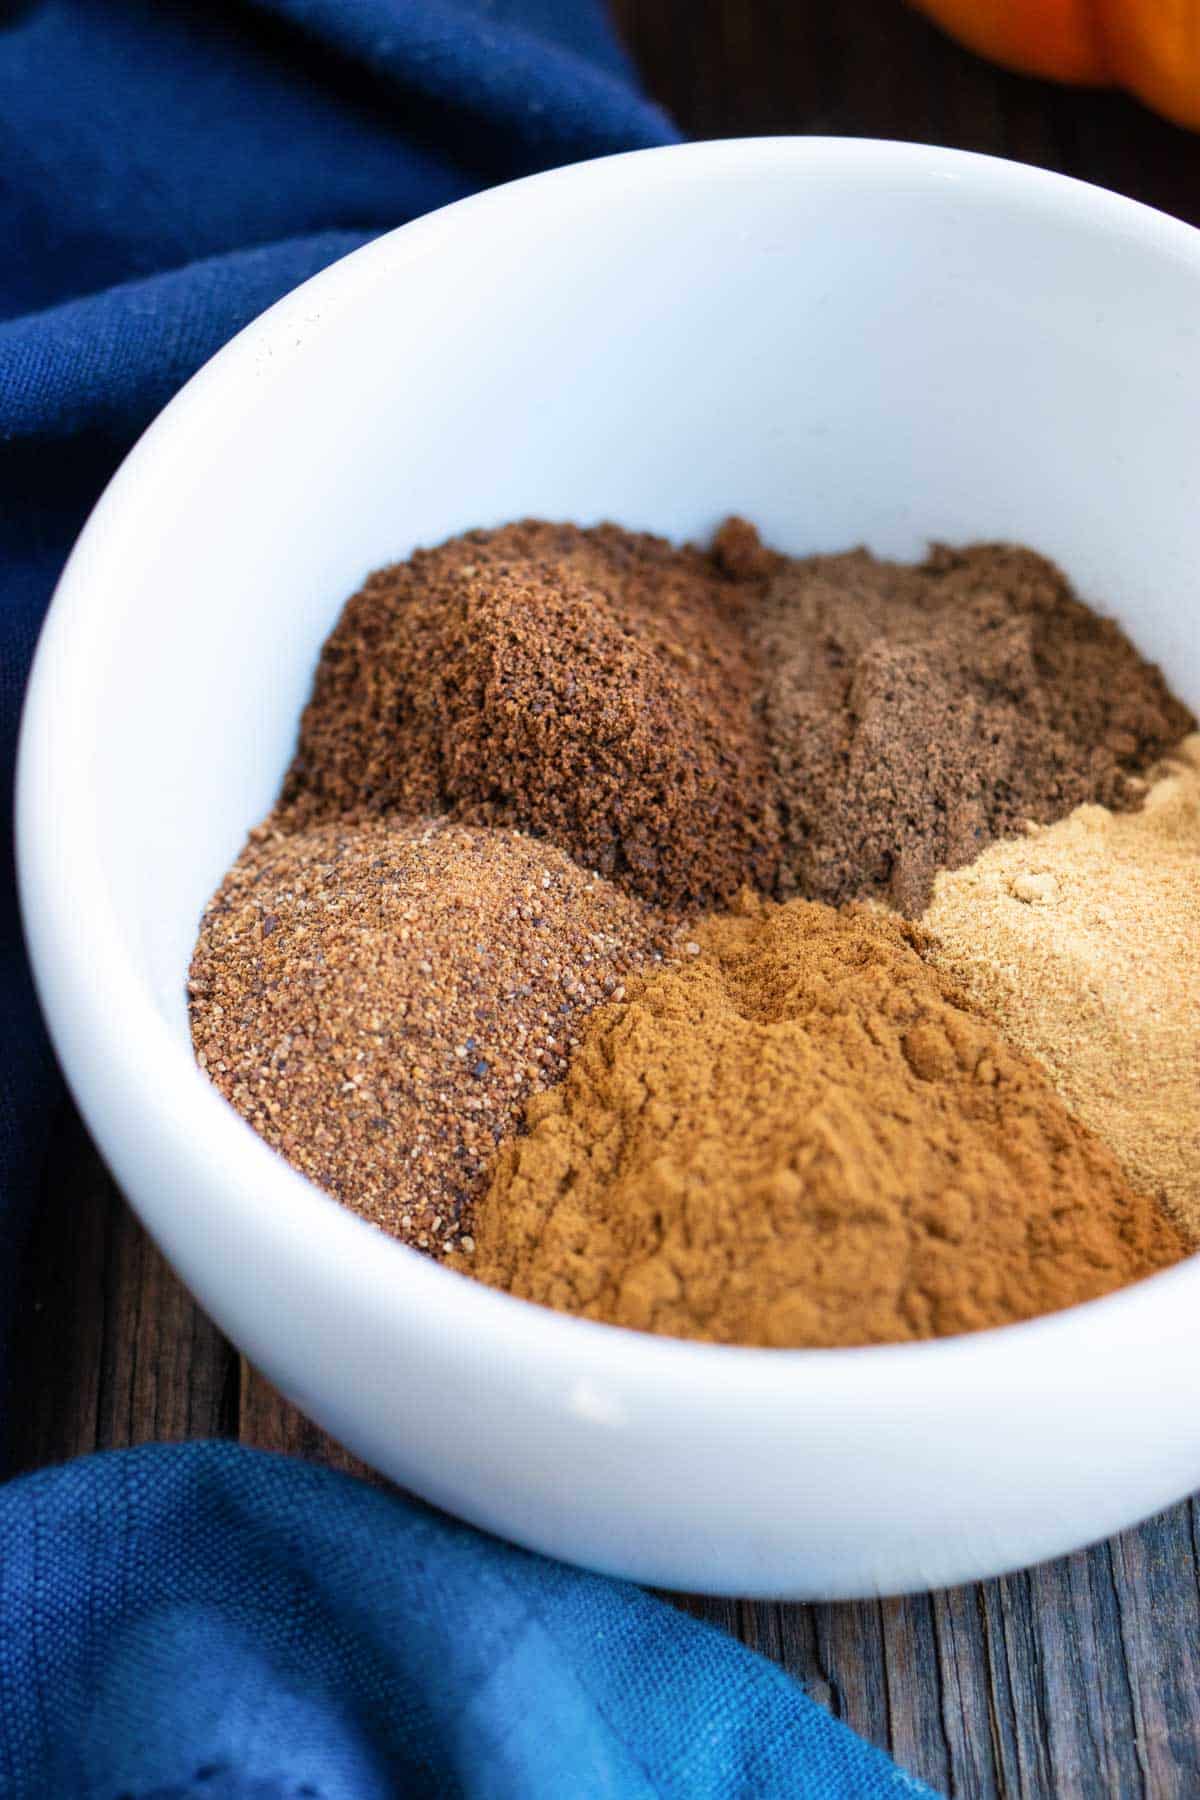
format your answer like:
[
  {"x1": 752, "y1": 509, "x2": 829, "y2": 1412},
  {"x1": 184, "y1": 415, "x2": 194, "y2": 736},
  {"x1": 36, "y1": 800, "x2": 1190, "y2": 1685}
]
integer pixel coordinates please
[{"x1": 17, "y1": 135, "x2": 1200, "y2": 1411}]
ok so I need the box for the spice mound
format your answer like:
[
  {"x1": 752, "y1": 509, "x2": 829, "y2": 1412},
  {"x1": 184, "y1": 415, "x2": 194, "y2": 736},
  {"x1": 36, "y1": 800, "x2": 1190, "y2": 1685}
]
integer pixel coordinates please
[
  {"x1": 461, "y1": 895, "x2": 1186, "y2": 1347},
  {"x1": 189, "y1": 816, "x2": 669, "y2": 1251},
  {"x1": 191, "y1": 516, "x2": 1197, "y2": 1350},
  {"x1": 755, "y1": 543, "x2": 1193, "y2": 915},
  {"x1": 923, "y1": 735, "x2": 1200, "y2": 1240},
  {"x1": 279, "y1": 519, "x2": 781, "y2": 912}
]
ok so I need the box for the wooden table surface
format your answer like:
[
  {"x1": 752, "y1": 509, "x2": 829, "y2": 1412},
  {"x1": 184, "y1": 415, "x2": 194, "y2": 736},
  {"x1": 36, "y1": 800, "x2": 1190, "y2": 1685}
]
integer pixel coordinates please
[{"x1": 10, "y1": 6, "x2": 1200, "y2": 1797}]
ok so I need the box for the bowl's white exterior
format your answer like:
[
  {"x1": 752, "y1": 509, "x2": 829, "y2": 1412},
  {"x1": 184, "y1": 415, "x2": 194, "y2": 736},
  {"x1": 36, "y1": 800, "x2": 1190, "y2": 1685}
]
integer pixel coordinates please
[{"x1": 17, "y1": 139, "x2": 1200, "y2": 1600}]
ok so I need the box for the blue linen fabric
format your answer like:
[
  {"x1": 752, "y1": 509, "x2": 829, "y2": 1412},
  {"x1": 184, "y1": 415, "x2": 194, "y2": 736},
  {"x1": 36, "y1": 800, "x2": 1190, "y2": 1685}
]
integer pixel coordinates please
[
  {"x1": 0, "y1": 1442, "x2": 935, "y2": 1797},
  {"x1": 0, "y1": 5, "x2": 936, "y2": 1795}
]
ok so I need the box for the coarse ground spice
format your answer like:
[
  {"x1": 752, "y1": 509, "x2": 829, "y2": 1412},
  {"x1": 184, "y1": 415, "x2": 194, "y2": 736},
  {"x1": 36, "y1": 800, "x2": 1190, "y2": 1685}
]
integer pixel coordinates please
[
  {"x1": 755, "y1": 543, "x2": 1194, "y2": 915},
  {"x1": 923, "y1": 736, "x2": 1200, "y2": 1242},
  {"x1": 188, "y1": 816, "x2": 671, "y2": 1250},
  {"x1": 279, "y1": 519, "x2": 782, "y2": 913},
  {"x1": 461, "y1": 894, "x2": 1187, "y2": 1346}
]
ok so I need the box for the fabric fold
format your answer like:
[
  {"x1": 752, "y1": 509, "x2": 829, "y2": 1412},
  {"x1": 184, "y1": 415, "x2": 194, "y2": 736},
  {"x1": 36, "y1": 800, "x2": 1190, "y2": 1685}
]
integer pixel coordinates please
[
  {"x1": 239, "y1": 0, "x2": 675, "y2": 165},
  {"x1": 0, "y1": 1441, "x2": 933, "y2": 1798},
  {"x1": 1, "y1": 231, "x2": 369, "y2": 439}
]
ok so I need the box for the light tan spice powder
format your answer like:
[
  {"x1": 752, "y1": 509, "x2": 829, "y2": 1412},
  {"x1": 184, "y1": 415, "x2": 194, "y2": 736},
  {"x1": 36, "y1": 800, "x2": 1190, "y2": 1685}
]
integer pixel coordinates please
[{"x1": 922, "y1": 736, "x2": 1200, "y2": 1239}]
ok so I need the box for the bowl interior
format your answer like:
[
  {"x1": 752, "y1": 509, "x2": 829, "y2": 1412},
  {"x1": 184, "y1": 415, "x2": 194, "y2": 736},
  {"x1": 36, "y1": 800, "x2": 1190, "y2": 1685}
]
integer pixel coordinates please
[{"x1": 47, "y1": 141, "x2": 1200, "y2": 1043}]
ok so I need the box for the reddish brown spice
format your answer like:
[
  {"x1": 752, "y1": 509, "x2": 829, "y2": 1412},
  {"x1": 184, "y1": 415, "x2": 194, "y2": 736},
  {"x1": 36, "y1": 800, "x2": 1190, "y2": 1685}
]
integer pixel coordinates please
[
  {"x1": 279, "y1": 519, "x2": 782, "y2": 913},
  {"x1": 188, "y1": 816, "x2": 671, "y2": 1249}
]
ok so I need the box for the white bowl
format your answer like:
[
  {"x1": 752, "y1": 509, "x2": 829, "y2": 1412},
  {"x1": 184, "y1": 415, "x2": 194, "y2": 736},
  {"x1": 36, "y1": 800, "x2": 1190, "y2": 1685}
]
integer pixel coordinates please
[{"x1": 18, "y1": 139, "x2": 1200, "y2": 1600}]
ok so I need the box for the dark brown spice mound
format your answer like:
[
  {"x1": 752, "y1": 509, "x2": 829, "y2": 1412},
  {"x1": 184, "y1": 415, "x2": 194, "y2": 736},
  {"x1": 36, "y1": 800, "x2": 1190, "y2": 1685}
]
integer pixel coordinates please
[
  {"x1": 188, "y1": 816, "x2": 671, "y2": 1250},
  {"x1": 278, "y1": 519, "x2": 782, "y2": 913},
  {"x1": 755, "y1": 543, "x2": 1195, "y2": 915}
]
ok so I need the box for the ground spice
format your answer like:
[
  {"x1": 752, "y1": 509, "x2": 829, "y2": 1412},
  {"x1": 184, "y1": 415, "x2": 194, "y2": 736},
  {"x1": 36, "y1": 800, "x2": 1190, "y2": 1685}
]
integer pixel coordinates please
[
  {"x1": 188, "y1": 816, "x2": 670, "y2": 1250},
  {"x1": 279, "y1": 519, "x2": 781, "y2": 913},
  {"x1": 755, "y1": 543, "x2": 1194, "y2": 915},
  {"x1": 462, "y1": 894, "x2": 1186, "y2": 1347},
  {"x1": 191, "y1": 514, "x2": 1196, "y2": 1349},
  {"x1": 923, "y1": 736, "x2": 1200, "y2": 1241}
]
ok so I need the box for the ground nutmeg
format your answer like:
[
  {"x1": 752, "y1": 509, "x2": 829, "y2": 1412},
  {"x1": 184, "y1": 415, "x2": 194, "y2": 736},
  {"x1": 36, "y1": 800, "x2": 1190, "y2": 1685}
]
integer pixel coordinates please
[{"x1": 189, "y1": 815, "x2": 671, "y2": 1251}]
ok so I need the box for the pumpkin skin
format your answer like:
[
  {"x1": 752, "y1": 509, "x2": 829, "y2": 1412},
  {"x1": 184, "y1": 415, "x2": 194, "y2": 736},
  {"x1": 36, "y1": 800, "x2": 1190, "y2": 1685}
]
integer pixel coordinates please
[{"x1": 911, "y1": 0, "x2": 1200, "y2": 131}]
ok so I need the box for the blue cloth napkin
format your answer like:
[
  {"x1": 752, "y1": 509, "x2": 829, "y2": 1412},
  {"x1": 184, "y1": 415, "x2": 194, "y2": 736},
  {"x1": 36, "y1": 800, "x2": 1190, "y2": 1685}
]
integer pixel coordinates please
[
  {"x1": 0, "y1": 1441, "x2": 933, "y2": 1797},
  {"x1": 0, "y1": 4, "x2": 934, "y2": 1794}
]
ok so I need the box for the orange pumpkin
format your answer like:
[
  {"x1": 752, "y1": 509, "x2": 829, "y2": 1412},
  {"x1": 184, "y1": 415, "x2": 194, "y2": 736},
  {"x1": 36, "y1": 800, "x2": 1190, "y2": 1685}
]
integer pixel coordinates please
[{"x1": 910, "y1": 0, "x2": 1200, "y2": 130}]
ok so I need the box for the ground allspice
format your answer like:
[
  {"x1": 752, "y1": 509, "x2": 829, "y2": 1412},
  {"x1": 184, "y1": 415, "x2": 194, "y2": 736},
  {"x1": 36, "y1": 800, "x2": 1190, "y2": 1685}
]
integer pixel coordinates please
[
  {"x1": 755, "y1": 543, "x2": 1193, "y2": 914},
  {"x1": 462, "y1": 895, "x2": 1186, "y2": 1347}
]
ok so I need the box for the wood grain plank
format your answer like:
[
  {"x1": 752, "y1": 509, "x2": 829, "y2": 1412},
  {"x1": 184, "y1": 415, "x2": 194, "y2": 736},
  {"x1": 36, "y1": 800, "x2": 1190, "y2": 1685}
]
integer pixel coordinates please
[
  {"x1": 236, "y1": 1359, "x2": 377, "y2": 1482},
  {"x1": 8, "y1": 1098, "x2": 235, "y2": 1472},
  {"x1": 7, "y1": 1095, "x2": 373, "y2": 1483},
  {"x1": 8, "y1": 1098, "x2": 114, "y2": 1470},
  {"x1": 1024, "y1": 1543, "x2": 1142, "y2": 1798},
  {"x1": 612, "y1": 0, "x2": 1200, "y2": 231},
  {"x1": 930, "y1": 1583, "x2": 1006, "y2": 1798},
  {"x1": 1107, "y1": 1507, "x2": 1200, "y2": 1795},
  {"x1": 816, "y1": 1598, "x2": 893, "y2": 1748},
  {"x1": 879, "y1": 1591, "x2": 955, "y2": 1797}
]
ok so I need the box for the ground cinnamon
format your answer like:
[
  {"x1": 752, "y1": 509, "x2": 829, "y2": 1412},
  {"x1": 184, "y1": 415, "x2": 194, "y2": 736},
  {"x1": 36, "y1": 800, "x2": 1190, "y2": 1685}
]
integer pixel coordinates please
[{"x1": 462, "y1": 894, "x2": 1185, "y2": 1346}]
